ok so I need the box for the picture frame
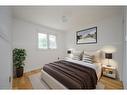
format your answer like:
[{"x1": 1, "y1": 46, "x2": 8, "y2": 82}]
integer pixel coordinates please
[{"x1": 76, "y1": 27, "x2": 97, "y2": 44}]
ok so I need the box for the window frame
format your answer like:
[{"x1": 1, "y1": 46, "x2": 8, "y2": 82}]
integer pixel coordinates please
[
  {"x1": 49, "y1": 34, "x2": 57, "y2": 49},
  {"x1": 38, "y1": 32, "x2": 48, "y2": 49},
  {"x1": 37, "y1": 32, "x2": 57, "y2": 50}
]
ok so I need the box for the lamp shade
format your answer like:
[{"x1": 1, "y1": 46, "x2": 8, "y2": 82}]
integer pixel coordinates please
[
  {"x1": 67, "y1": 50, "x2": 71, "y2": 54},
  {"x1": 105, "y1": 53, "x2": 112, "y2": 59}
]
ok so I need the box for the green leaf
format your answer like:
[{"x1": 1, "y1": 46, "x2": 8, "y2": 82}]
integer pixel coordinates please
[{"x1": 13, "y1": 48, "x2": 27, "y2": 68}]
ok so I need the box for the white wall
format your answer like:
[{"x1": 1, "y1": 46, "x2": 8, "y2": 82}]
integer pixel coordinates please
[
  {"x1": 12, "y1": 18, "x2": 66, "y2": 72},
  {"x1": 123, "y1": 7, "x2": 127, "y2": 89},
  {"x1": 12, "y1": 7, "x2": 124, "y2": 82},
  {"x1": 65, "y1": 14, "x2": 124, "y2": 81},
  {"x1": 0, "y1": 7, "x2": 12, "y2": 89},
  {"x1": 125, "y1": 7, "x2": 127, "y2": 89}
]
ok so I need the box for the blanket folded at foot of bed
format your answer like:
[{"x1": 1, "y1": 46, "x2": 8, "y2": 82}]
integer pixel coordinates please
[{"x1": 43, "y1": 60, "x2": 97, "y2": 89}]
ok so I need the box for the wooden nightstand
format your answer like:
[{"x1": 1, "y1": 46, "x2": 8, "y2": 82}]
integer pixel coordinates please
[{"x1": 102, "y1": 65, "x2": 117, "y2": 79}]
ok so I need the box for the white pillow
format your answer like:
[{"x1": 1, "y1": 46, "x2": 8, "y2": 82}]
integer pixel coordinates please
[
  {"x1": 82, "y1": 54, "x2": 92, "y2": 63},
  {"x1": 83, "y1": 50, "x2": 102, "y2": 63},
  {"x1": 72, "y1": 52, "x2": 82, "y2": 61}
]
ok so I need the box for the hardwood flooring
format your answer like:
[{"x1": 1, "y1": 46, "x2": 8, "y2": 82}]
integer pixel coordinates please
[
  {"x1": 100, "y1": 76, "x2": 123, "y2": 89},
  {"x1": 12, "y1": 68, "x2": 41, "y2": 89},
  {"x1": 12, "y1": 69, "x2": 123, "y2": 89}
]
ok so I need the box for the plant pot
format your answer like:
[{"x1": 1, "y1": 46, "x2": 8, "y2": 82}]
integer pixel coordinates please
[{"x1": 16, "y1": 67, "x2": 24, "y2": 77}]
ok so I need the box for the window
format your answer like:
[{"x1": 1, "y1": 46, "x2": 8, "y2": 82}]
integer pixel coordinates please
[
  {"x1": 38, "y1": 33, "x2": 57, "y2": 49},
  {"x1": 38, "y1": 33, "x2": 48, "y2": 49},
  {"x1": 49, "y1": 35, "x2": 57, "y2": 49}
]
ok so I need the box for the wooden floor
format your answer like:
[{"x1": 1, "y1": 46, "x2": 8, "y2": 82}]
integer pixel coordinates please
[
  {"x1": 13, "y1": 69, "x2": 41, "y2": 89},
  {"x1": 12, "y1": 69, "x2": 123, "y2": 89},
  {"x1": 100, "y1": 76, "x2": 123, "y2": 89}
]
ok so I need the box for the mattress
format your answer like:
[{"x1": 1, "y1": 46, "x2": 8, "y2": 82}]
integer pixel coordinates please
[{"x1": 41, "y1": 59, "x2": 102, "y2": 89}]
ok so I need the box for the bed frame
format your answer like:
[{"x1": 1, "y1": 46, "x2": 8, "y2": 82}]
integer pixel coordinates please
[{"x1": 41, "y1": 68, "x2": 102, "y2": 89}]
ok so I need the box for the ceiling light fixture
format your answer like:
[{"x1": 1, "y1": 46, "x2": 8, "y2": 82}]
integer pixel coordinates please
[{"x1": 62, "y1": 16, "x2": 68, "y2": 23}]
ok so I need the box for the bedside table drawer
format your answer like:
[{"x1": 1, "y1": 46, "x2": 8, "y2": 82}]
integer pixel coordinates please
[
  {"x1": 102, "y1": 66, "x2": 116, "y2": 79},
  {"x1": 103, "y1": 73, "x2": 116, "y2": 79}
]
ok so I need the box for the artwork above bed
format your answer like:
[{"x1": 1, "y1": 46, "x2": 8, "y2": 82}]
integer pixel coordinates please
[{"x1": 76, "y1": 27, "x2": 97, "y2": 44}]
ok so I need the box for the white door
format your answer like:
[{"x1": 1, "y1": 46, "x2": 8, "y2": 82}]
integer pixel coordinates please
[{"x1": 0, "y1": 37, "x2": 12, "y2": 89}]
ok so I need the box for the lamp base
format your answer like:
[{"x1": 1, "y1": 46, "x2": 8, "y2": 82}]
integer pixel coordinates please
[{"x1": 106, "y1": 64, "x2": 111, "y2": 67}]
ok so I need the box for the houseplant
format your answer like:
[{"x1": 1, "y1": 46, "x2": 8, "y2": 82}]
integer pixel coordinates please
[{"x1": 13, "y1": 48, "x2": 26, "y2": 77}]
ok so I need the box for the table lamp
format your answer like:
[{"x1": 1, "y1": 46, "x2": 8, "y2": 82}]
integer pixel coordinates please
[{"x1": 105, "y1": 53, "x2": 112, "y2": 67}]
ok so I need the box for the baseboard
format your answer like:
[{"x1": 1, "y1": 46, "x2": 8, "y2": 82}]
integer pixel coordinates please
[{"x1": 24, "y1": 68, "x2": 42, "y2": 76}]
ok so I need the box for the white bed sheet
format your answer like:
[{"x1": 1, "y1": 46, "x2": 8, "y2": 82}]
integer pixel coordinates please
[{"x1": 41, "y1": 59, "x2": 102, "y2": 89}]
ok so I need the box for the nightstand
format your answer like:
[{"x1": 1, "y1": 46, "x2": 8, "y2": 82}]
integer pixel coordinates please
[{"x1": 102, "y1": 65, "x2": 117, "y2": 79}]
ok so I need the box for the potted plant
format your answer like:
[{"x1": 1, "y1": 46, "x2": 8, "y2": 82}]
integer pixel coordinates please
[{"x1": 13, "y1": 48, "x2": 26, "y2": 77}]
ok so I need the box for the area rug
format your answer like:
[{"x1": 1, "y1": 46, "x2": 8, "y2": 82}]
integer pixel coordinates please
[
  {"x1": 29, "y1": 72, "x2": 105, "y2": 89},
  {"x1": 96, "y1": 82, "x2": 105, "y2": 89},
  {"x1": 29, "y1": 72, "x2": 51, "y2": 89}
]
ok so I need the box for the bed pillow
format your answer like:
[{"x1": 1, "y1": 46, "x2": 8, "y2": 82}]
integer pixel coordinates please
[
  {"x1": 83, "y1": 50, "x2": 102, "y2": 63},
  {"x1": 72, "y1": 51, "x2": 82, "y2": 61},
  {"x1": 72, "y1": 55, "x2": 80, "y2": 60},
  {"x1": 92, "y1": 55, "x2": 100, "y2": 63},
  {"x1": 82, "y1": 54, "x2": 93, "y2": 64}
]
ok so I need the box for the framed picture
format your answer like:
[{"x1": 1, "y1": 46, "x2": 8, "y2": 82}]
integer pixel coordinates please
[{"x1": 76, "y1": 27, "x2": 97, "y2": 44}]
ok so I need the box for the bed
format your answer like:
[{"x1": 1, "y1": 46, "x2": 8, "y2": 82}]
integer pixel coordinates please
[{"x1": 40, "y1": 58, "x2": 102, "y2": 89}]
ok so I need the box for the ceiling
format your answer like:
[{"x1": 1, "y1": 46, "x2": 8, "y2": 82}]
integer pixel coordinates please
[{"x1": 12, "y1": 6, "x2": 123, "y2": 32}]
